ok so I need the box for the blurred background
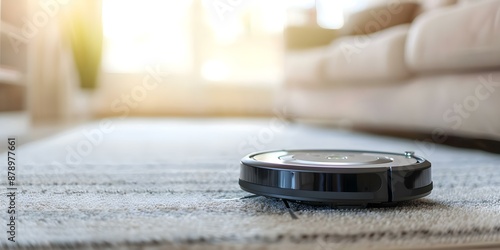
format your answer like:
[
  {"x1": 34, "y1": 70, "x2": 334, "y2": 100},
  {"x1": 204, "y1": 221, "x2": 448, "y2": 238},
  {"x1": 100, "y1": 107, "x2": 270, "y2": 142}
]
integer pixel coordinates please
[
  {"x1": 1, "y1": 0, "x2": 499, "y2": 147},
  {"x1": 0, "y1": 0, "x2": 370, "y2": 136}
]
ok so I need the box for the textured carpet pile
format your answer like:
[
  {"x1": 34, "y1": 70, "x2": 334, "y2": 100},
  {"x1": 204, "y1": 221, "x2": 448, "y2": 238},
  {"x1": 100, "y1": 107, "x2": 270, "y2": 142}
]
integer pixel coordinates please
[{"x1": 0, "y1": 118, "x2": 499, "y2": 249}]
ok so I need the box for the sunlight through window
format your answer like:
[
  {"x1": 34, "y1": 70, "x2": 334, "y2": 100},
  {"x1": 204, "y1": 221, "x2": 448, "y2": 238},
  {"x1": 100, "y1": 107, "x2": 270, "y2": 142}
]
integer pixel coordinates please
[
  {"x1": 201, "y1": 60, "x2": 230, "y2": 82},
  {"x1": 102, "y1": 0, "x2": 192, "y2": 73}
]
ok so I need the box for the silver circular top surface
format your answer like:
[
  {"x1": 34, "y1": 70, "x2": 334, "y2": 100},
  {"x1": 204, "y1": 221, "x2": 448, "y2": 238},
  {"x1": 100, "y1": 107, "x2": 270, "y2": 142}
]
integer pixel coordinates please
[{"x1": 251, "y1": 150, "x2": 418, "y2": 169}]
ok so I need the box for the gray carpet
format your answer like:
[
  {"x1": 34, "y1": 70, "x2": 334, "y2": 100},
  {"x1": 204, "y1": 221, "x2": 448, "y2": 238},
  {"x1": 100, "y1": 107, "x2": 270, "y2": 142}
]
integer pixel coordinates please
[{"x1": 1, "y1": 118, "x2": 499, "y2": 249}]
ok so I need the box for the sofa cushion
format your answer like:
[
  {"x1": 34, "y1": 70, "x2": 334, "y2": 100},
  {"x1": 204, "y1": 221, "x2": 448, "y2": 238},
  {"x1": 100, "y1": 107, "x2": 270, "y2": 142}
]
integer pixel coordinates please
[
  {"x1": 341, "y1": 2, "x2": 419, "y2": 36},
  {"x1": 322, "y1": 24, "x2": 412, "y2": 83},
  {"x1": 406, "y1": 0, "x2": 500, "y2": 72}
]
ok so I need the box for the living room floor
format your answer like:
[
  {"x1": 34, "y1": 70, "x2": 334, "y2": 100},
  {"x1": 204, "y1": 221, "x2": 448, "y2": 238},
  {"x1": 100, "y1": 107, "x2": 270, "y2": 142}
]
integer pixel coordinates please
[{"x1": 2, "y1": 117, "x2": 499, "y2": 249}]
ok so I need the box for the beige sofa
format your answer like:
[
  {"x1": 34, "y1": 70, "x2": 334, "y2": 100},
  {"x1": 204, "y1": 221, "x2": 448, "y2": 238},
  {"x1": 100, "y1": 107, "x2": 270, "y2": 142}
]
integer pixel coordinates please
[{"x1": 282, "y1": 0, "x2": 500, "y2": 142}]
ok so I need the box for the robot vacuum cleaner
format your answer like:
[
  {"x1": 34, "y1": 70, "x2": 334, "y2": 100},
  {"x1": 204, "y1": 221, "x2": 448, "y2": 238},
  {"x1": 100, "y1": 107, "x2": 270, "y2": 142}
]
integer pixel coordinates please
[{"x1": 239, "y1": 149, "x2": 432, "y2": 207}]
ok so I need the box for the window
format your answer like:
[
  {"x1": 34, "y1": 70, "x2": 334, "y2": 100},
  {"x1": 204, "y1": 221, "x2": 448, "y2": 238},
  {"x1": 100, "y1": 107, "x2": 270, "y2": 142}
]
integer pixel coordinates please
[
  {"x1": 102, "y1": 0, "x2": 314, "y2": 85},
  {"x1": 102, "y1": 0, "x2": 192, "y2": 73}
]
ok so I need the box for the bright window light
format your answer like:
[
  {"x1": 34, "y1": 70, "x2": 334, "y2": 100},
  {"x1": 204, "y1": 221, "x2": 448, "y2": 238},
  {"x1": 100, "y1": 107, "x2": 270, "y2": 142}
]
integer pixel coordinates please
[
  {"x1": 201, "y1": 60, "x2": 230, "y2": 82},
  {"x1": 316, "y1": 0, "x2": 358, "y2": 29},
  {"x1": 102, "y1": 0, "x2": 192, "y2": 73}
]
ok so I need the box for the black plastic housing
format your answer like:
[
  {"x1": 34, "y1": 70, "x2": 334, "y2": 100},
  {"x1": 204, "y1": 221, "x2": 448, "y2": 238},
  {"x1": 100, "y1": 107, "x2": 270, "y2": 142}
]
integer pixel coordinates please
[{"x1": 239, "y1": 150, "x2": 432, "y2": 206}]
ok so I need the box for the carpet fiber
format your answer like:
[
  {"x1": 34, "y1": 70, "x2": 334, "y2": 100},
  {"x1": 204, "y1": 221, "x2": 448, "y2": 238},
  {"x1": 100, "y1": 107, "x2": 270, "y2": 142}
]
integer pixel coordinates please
[{"x1": 1, "y1": 118, "x2": 499, "y2": 249}]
